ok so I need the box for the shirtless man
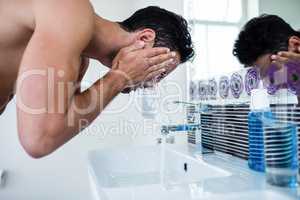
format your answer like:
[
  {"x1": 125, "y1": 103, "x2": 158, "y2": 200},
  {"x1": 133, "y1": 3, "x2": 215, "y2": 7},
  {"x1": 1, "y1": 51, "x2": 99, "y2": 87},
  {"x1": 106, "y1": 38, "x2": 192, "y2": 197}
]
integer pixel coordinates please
[{"x1": 0, "y1": 0, "x2": 194, "y2": 158}]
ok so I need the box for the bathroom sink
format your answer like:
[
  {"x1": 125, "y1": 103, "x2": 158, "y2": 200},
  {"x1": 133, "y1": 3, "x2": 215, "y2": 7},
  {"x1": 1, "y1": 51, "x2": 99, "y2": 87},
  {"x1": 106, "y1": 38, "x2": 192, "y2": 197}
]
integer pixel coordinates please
[
  {"x1": 87, "y1": 146, "x2": 231, "y2": 200},
  {"x1": 207, "y1": 190, "x2": 296, "y2": 200}
]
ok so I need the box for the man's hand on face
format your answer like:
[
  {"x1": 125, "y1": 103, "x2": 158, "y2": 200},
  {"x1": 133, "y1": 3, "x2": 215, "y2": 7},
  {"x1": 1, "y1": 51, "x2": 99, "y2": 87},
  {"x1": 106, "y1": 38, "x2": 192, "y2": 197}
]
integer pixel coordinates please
[{"x1": 111, "y1": 41, "x2": 177, "y2": 93}]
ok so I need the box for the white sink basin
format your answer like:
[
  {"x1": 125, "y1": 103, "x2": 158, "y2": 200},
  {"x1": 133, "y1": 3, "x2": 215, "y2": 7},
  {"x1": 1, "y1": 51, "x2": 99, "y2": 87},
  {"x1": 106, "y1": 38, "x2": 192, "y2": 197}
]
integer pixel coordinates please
[
  {"x1": 207, "y1": 190, "x2": 295, "y2": 200},
  {"x1": 87, "y1": 146, "x2": 231, "y2": 200}
]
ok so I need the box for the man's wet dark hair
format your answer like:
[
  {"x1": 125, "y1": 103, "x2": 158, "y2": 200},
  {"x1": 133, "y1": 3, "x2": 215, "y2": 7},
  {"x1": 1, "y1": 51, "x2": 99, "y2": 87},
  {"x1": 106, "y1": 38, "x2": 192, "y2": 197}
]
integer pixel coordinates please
[
  {"x1": 233, "y1": 14, "x2": 300, "y2": 66},
  {"x1": 119, "y1": 6, "x2": 194, "y2": 63}
]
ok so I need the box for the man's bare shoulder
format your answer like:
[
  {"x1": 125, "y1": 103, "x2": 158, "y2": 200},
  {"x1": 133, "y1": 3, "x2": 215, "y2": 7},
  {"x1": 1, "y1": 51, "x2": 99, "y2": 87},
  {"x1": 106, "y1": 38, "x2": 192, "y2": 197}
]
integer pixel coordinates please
[
  {"x1": 31, "y1": 0, "x2": 95, "y2": 52},
  {"x1": 32, "y1": 0, "x2": 94, "y2": 23}
]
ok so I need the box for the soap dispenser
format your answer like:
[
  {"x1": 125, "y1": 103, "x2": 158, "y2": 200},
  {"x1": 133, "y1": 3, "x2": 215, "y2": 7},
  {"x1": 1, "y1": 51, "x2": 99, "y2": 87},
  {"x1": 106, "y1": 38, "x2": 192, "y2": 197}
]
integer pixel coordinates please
[
  {"x1": 140, "y1": 80, "x2": 160, "y2": 119},
  {"x1": 248, "y1": 82, "x2": 273, "y2": 172}
]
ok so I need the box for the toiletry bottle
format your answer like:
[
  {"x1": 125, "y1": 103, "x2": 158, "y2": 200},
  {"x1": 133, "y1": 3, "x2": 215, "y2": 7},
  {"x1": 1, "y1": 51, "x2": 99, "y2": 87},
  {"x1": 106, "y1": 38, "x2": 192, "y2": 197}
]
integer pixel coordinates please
[
  {"x1": 141, "y1": 81, "x2": 159, "y2": 119},
  {"x1": 248, "y1": 83, "x2": 273, "y2": 172}
]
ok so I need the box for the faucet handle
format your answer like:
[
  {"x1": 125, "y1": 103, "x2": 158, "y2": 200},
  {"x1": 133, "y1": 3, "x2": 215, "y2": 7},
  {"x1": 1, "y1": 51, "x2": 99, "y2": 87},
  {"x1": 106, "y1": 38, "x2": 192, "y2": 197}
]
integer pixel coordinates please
[
  {"x1": 156, "y1": 138, "x2": 162, "y2": 144},
  {"x1": 161, "y1": 125, "x2": 169, "y2": 135}
]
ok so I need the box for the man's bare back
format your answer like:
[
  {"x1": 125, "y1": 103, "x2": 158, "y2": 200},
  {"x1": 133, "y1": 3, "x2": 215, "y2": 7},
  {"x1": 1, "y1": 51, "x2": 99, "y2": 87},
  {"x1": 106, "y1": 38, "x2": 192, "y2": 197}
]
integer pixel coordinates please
[{"x1": 0, "y1": 0, "x2": 107, "y2": 112}]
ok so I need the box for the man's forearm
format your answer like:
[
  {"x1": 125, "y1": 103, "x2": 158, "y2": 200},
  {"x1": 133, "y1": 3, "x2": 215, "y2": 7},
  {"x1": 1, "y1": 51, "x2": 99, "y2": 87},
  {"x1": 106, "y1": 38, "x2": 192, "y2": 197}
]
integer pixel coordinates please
[
  {"x1": 18, "y1": 69, "x2": 127, "y2": 158},
  {"x1": 69, "y1": 70, "x2": 126, "y2": 129},
  {"x1": 45, "y1": 70, "x2": 127, "y2": 155}
]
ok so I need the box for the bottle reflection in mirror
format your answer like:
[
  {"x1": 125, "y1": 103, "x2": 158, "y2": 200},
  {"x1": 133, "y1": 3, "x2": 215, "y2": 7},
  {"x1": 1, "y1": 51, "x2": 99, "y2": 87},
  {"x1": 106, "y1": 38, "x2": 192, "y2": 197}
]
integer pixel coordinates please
[
  {"x1": 245, "y1": 68, "x2": 260, "y2": 96},
  {"x1": 230, "y1": 72, "x2": 244, "y2": 99},
  {"x1": 286, "y1": 61, "x2": 300, "y2": 95},
  {"x1": 219, "y1": 76, "x2": 230, "y2": 99},
  {"x1": 208, "y1": 79, "x2": 218, "y2": 100},
  {"x1": 190, "y1": 81, "x2": 198, "y2": 101},
  {"x1": 263, "y1": 61, "x2": 300, "y2": 95},
  {"x1": 198, "y1": 81, "x2": 208, "y2": 101}
]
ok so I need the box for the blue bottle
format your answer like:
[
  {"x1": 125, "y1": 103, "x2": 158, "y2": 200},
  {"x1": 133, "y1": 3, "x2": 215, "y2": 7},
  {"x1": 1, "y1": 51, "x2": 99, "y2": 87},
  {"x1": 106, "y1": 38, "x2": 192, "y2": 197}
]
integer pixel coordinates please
[{"x1": 248, "y1": 84, "x2": 273, "y2": 172}]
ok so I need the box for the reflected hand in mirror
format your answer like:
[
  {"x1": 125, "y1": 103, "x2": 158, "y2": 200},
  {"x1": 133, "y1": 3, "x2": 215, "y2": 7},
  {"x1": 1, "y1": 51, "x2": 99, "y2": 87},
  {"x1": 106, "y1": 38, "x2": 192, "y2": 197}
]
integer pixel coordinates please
[
  {"x1": 271, "y1": 47, "x2": 300, "y2": 65},
  {"x1": 271, "y1": 36, "x2": 300, "y2": 66}
]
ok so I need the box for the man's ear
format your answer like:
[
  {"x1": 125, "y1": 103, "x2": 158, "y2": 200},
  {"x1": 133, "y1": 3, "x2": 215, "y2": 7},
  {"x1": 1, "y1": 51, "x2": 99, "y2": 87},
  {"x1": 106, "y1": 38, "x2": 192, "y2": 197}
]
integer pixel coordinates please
[
  {"x1": 288, "y1": 36, "x2": 300, "y2": 52},
  {"x1": 136, "y1": 29, "x2": 156, "y2": 48}
]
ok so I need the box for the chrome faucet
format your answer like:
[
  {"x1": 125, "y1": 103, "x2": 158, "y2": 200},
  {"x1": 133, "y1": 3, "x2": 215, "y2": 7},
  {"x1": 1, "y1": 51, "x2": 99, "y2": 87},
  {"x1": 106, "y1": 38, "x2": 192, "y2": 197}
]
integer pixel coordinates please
[
  {"x1": 158, "y1": 124, "x2": 200, "y2": 145},
  {"x1": 159, "y1": 123, "x2": 214, "y2": 154},
  {"x1": 159, "y1": 101, "x2": 214, "y2": 154},
  {"x1": 161, "y1": 124, "x2": 201, "y2": 136},
  {"x1": 160, "y1": 101, "x2": 208, "y2": 137}
]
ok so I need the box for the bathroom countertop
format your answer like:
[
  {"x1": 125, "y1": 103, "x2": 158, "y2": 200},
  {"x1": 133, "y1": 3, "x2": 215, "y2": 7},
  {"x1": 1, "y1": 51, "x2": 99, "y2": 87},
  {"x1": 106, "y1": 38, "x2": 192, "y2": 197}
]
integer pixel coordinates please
[{"x1": 165, "y1": 144, "x2": 299, "y2": 200}]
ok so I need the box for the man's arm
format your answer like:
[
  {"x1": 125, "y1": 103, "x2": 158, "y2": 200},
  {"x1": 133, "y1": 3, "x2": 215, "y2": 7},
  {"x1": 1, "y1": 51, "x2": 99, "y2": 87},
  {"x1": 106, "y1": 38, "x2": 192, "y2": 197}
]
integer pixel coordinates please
[{"x1": 17, "y1": 0, "x2": 172, "y2": 158}]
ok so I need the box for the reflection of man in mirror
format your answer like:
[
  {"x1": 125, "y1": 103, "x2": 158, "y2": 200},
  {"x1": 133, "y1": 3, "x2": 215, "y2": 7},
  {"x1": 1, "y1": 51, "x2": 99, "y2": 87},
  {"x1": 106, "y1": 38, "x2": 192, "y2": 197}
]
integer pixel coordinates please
[
  {"x1": 233, "y1": 15, "x2": 300, "y2": 77},
  {"x1": 233, "y1": 15, "x2": 300, "y2": 101},
  {"x1": 1, "y1": 0, "x2": 194, "y2": 158}
]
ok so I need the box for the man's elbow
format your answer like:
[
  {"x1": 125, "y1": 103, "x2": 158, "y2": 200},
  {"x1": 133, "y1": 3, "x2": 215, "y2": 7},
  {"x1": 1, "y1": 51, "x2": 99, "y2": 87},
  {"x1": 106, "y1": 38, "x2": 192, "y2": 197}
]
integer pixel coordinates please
[
  {"x1": 19, "y1": 129, "x2": 57, "y2": 159},
  {"x1": 22, "y1": 143, "x2": 49, "y2": 159}
]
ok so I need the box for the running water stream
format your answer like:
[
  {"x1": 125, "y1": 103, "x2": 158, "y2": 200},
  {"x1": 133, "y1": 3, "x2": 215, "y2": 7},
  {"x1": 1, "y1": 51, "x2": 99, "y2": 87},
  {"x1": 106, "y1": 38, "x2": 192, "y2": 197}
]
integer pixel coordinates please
[{"x1": 160, "y1": 135, "x2": 167, "y2": 186}]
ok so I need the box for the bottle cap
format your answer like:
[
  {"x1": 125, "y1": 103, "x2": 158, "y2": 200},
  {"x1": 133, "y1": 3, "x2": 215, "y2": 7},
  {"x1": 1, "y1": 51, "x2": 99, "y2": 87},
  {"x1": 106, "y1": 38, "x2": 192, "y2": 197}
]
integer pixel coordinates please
[{"x1": 250, "y1": 81, "x2": 270, "y2": 110}]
